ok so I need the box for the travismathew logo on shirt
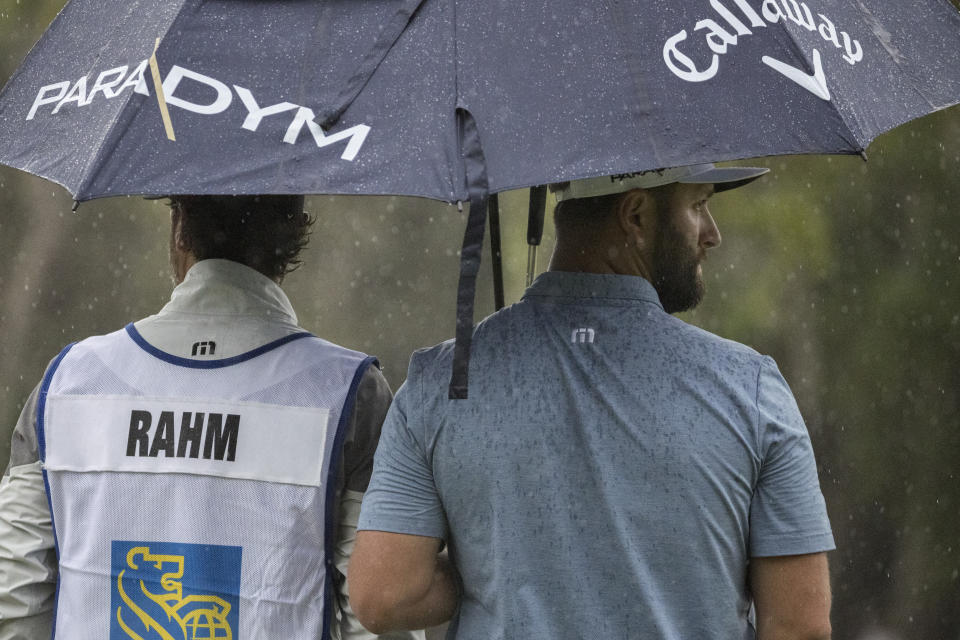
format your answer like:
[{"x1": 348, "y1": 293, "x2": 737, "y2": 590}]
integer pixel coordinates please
[{"x1": 126, "y1": 409, "x2": 240, "y2": 461}]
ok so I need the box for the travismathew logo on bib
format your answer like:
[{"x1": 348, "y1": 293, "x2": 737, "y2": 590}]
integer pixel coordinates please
[{"x1": 111, "y1": 541, "x2": 241, "y2": 640}]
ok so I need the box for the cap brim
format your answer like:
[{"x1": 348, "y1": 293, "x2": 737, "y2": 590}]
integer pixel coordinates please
[
  {"x1": 679, "y1": 166, "x2": 770, "y2": 192},
  {"x1": 554, "y1": 163, "x2": 770, "y2": 202}
]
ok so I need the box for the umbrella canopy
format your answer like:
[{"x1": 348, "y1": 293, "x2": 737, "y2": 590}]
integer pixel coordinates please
[
  {"x1": 2, "y1": 0, "x2": 959, "y2": 398},
  {"x1": 0, "y1": 0, "x2": 459, "y2": 201},
  {"x1": 1, "y1": 0, "x2": 959, "y2": 203}
]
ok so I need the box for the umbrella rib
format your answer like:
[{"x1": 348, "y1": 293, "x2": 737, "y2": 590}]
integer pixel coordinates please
[
  {"x1": 149, "y1": 38, "x2": 176, "y2": 142},
  {"x1": 769, "y1": 13, "x2": 866, "y2": 153},
  {"x1": 73, "y1": 0, "x2": 191, "y2": 201},
  {"x1": 317, "y1": 0, "x2": 428, "y2": 129},
  {"x1": 845, "y1": 0, "x2": 960, "y2": 134}
]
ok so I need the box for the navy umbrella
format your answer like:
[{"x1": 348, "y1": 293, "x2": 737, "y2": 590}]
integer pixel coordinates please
[{"x1": 2, "y1": 0, "x2": 960, "y2": 396}]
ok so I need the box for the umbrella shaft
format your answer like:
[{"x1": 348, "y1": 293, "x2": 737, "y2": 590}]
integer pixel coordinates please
[
  {"x1": 526, "y1": 245, "x2": 538, "y2": 288},
  {"x1": 489, "y1": 194, "x2": 505, "y2": 310}
]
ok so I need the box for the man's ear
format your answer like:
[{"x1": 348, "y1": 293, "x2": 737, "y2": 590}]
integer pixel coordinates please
[{"x1": 616, "y1": 188, "x2": 656, "y2": 248}]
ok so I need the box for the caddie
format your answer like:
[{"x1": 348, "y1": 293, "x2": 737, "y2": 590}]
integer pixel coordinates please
[{"x1": 0, "y1": 195, "x2": 422, "y2": 640}]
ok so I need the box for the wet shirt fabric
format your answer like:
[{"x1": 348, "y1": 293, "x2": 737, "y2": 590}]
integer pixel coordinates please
[{"x1": 359, "y1": 271, "x2": 835, "y2": 640}]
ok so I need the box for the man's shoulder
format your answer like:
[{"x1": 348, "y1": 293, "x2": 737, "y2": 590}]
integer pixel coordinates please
[
  {"x1": 300, "y1": 334, "x2": 370, "y2": 359},
  {"x1": 643, "y1": 314, "x2": 774, "y2": 387},
  {"x1": 671, "y1": 316, "x2": 764, "y2": 361},
  {"x1": 63, "y1": 325, "x2": 134, "y2": 354},
  {"x1": 406, "y1": 338, "x2": 457, "y2": 379},
  {"x1": 404, "y1": 304, "x2": 519, "y2": 377}
]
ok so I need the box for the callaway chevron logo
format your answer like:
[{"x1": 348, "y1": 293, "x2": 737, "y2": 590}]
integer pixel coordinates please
[{"x1": 663, "y1": 0, "x2": 865, "y2": 101}]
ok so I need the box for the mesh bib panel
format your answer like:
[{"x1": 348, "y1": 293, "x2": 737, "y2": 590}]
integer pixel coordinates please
[{"x1": 39, "y1": 328, "x2": 372, "y2": 640}]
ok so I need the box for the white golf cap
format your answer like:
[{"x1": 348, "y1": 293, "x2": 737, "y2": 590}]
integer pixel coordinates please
[{"x1": 553, "y1": 163, "x2": 770, "y2": 202}]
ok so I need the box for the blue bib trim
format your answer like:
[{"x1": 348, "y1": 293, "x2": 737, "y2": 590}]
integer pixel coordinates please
[
  {"x1": 321, "y1": 355, "x2": 379, "y2": 640},
  {"x1": 36, "y1": 342, "x2": 75, "y2": 640},
  {"x1": 125, "y1": 323, "x2": 313, "y2": 368}
]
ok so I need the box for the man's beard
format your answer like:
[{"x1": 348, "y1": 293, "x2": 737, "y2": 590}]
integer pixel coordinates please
[{"x1": 651, "y1": 213, "x2": 705, "y2": 314}]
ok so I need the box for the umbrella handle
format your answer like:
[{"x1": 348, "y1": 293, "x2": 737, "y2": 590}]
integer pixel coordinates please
[
  {"x1": 526, "y1": 185, "x2": 547, "y2": 287},
  {"x1": 525, "y1": 246, "x2": 538, "y2": 289}
]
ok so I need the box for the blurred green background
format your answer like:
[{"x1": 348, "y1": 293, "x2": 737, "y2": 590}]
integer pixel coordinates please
[{"x1": 2, "y1": 2, "x2": 959, "y2": 639}]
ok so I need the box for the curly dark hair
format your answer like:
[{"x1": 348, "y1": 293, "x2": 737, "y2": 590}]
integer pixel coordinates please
[{"x1": 169, "y1": 195, "x2": 313, "y2": 281}]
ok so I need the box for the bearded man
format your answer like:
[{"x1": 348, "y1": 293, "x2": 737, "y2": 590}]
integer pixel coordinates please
[{"x1": 349, "y1": 164, "x2": 835, "y2": 640}]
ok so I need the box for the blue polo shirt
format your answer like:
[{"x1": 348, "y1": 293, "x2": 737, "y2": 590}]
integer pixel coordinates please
[{"x1": 359, "y1": 271, "x2": 834, "y2": 640}]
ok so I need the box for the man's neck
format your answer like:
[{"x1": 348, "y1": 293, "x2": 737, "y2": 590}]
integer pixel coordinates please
[{"x1": 548, "y1": 246, "x2": 651, "y2": 281}]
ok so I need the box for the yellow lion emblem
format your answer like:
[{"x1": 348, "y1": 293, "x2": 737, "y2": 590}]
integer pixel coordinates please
[{"x1": 116, "y1": 546, "x2": 233, "y2": 640}]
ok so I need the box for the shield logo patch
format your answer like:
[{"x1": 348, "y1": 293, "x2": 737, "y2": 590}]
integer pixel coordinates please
[{"x1": 110, "y1": 540, "x2": 241, "y2": 639}]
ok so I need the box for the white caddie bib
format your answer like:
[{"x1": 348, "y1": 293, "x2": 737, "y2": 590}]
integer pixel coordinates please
[{"x1": 38, "y1": 324, "x2": 375, "y2": 640}]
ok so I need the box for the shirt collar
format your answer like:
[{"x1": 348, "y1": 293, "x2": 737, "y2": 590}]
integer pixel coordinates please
[
  {"x1": 159, "y1": 259, "x2": 298, "y2": 324},
  {"x1": 522, "y1": 271, "x2": 663, "y2": 309}
]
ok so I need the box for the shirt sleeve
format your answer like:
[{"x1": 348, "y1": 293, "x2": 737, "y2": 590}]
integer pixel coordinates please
[
  {"x1": 749, "y1": 357, "x2": 835, "y2": 557},
  {"x1": 0, "y1": 383, "x2": 57, "y2": 639},
  {"x1": 357, "y1": 361, "x2": 447, "y2": 541},
  {"x1": 340, "y1": 364, "x2": 393, "y2": 493}
]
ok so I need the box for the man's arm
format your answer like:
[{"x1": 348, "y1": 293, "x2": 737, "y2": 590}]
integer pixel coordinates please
[
  {"x1": 748, "y1": 359, "x2": 834, "y2": 639},
  {"x1": 334, "y1": 364, "x2": 425, "y2": 640},
  {"x1": 750, "y1": 552, "x2": 832, "y2": 640},
  {"x1": 349, "y1": 364, "x2": 458, "y2": 635},
  {"x1": 0, "y1": 383, "x2": 57, "y2": 639},
  {"x1": 349, "y1": 531, "x2": 459, "y2": 635}
]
